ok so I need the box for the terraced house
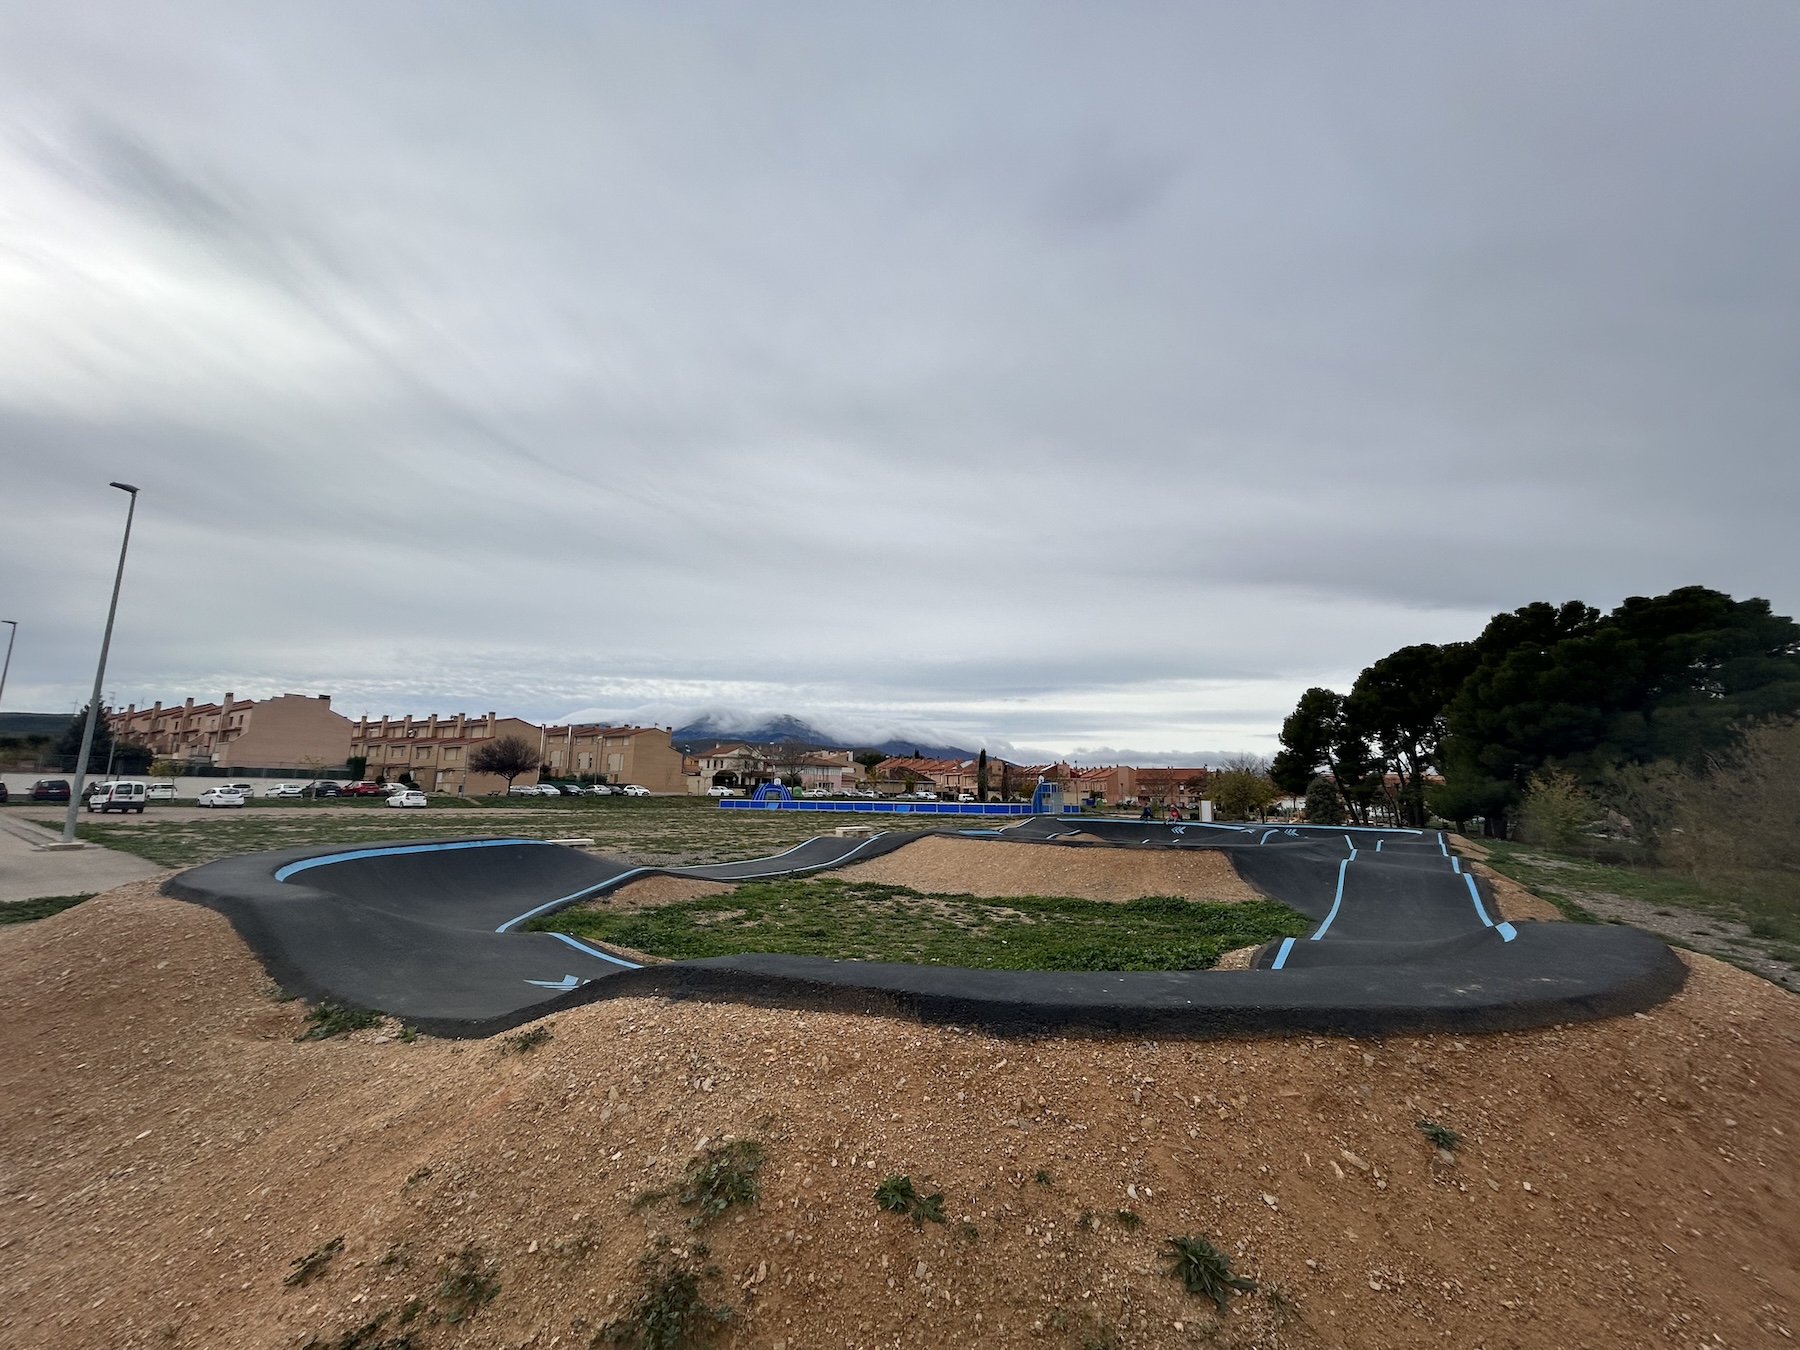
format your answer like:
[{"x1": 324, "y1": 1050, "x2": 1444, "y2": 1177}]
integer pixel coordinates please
[
  {"x1": 110, "y1": 693, "x2": 352, "y2": 773},
  {"x1": 538, "y1": 723, "x2": 686, "y2": 793},
  {"x1": 349, "y1": 712, "x2": 542, "y2": 795}
]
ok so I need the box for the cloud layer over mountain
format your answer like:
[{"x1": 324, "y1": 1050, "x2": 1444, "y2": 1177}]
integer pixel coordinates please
[{"x1": 4, "y1": 4, "x2": 1797, "y2": 756}]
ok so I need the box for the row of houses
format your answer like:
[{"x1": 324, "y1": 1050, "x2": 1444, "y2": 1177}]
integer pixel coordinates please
[{"x1": 106, "y1": 693, "x2": 1218, "y2": 804}]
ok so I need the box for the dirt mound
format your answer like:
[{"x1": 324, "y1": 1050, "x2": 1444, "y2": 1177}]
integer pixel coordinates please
[
  {"x1": 834, "y1": 835, "x2": 1264, "y2": 903},
  {"x1": 2, "y1": 879, "x2": 1797, "y2": 1350},
  {"x1": 603, "y1": 873, "x2": 733, "y2": 912}
]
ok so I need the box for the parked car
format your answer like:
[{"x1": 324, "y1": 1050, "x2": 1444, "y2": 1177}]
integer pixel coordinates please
[
  {"x1": 584, "y1": 783, "x2": 615, "y2": 796},
  {"x1": 705, "y1": 786, "x2": 736, "y2": 797},
  {"x1": 303, "y1": 781, "x2": 341, "y2": 798},
  {"x1": 265, "y1": 783, "x2": 305, "y2": 798},
  {"x1": 197, "y1": 787, "x2": 247, "y2": 808},
  {"x1": 341, "y1": 782, "x2": 387, "y2": 797},
  {"x1": 386, "y1": 789, "x2": 428, "y2": 809},
  {"x1": 0, "y1": 781, "x2": 7, "y2": 804},
  {"x1": 506, "y1": 784, "x2": 538, "y2": 796},
  {"x1": 957, "y1": 792, "x2": 976, "y2": 802},
  {"x1": 145, "y1": 781, "x2": 177, "y2": 801},
  {"x1": 619, "y1": 784, "x2": 651, "y2": 797},
  {"x1": 31, "y1": 779, "x2": 71, "y2": 802},
  {"x1": 553, "y1": 782, "x2": 585, "y2": 797},
  {"x1": 219, "y1": 781, "x2": 256, "y2": 798},
  {"x1": 87, "y1": 780, "x2": 149, "y2": 813}
]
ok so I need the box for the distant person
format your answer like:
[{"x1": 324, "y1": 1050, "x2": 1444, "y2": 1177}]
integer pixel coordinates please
[
  {"x1": 1139, "y1": 804, "x2": 1153, "y2": 820},
  {"x1": 1169, "y1": 804, "x2": 1183, "y2": 821}
]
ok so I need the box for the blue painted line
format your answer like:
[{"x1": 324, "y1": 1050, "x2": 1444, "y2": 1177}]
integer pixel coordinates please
[
  {"x1": 496, "y1": 866, "x2": 658, "y2": 932},
  {"x1": 547, "y1": 931, "x2": 641, "y2": 969},
  {"x1": 275, "y1": 837, "x2": 547, "y2": 881},
  {"x1": 1451, "y1": 855, "x2": 1461, "y2": 874},
  {"x1": 1344, "y1": 834, "x2": 1354, "y2": 852},
  {"x1": 1375, "y1": 838, "x2": 1384, "y2": 852},
  {"x1": 1496, "y1": 921, "x2": 1518, "y2": 942},
  {"x1": 1311, "y1": 858, "x2": 1351, "y2": 940},
  {"x1": 1438, "y1": 832, "x2": 1448, "y2": 856},
  {"x1": 1260, "y1": 830, "x2": 1276, "y2": 845},
  {"x1": 701, "y1": 831, "x2": 890, "y2": 880},
  {"x1": 1271, "y1": 937, "x2": 1297, "y2": 969},
  {"x1": 1464, "y1": 872, "x2": 1495, "y2": 927}
]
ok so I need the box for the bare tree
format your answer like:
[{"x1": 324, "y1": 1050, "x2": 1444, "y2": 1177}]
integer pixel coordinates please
[{"x1": 469, "y1": 735, "x2": 539, "y2": 792}]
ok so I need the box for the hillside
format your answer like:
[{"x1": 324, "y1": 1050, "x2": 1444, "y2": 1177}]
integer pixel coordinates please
[{"x1": 1, "y1": 879, "x2": 1795, "y2": 1349}]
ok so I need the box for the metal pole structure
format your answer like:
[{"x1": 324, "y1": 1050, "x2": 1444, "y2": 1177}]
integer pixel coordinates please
[
  {"x1": 62, "y1": 483, "x2": 139, "y2": 844},
  {"x1": 0, "y1": 620, "x2": 16, "y2": 709}
]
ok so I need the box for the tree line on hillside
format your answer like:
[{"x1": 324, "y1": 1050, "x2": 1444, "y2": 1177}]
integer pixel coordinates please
[{"x1": 1272, "y1": 585, "x2": 1800, "y2": 839}]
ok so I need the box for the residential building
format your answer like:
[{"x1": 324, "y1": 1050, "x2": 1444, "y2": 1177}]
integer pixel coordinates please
[
  {"x1": 687, "y1": 744, "x2": 774, "y2": 792},
  {"x1": 349, "y1": 712, "x2": 542, "y2": 794},
  {"x1": 539, "y1": 723, "x2": 685, "y2": 793},
  {"x1": 1132, "y1": 767, "x2": 1212, "y2": 808},
  {"x1": 1069, "y1": 764, "x2": 1136, "y2": 806},
  {"x1": 110, "y1": 694, "x2": 352, "y2": 772}
]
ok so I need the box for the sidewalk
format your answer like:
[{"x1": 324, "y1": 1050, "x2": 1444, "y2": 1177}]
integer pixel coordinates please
[{"x1": 0, "y1": 814, "x2": 162, "y2": 903}]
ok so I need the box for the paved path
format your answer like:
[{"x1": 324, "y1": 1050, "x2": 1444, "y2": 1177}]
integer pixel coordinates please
[
  {"x1": 163, "y1": 822, "x2": 1685, "y2": 1038},
  {"x1": 0, "y1": 813, "x2": 163, "y2": 903}
]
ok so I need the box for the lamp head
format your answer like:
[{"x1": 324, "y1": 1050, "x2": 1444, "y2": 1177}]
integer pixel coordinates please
[{"x1": 110, "y1": 481, "x2": 139, "y2": 494}]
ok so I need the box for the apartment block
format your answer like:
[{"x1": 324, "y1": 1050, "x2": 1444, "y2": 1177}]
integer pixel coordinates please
[
  {"x1": 110, "y1": 694, "x2": 352, "y2": 772},
  {"x1": 538, "y1": 723, "x2": 686, "y2": 793},
  {"x1": 350, "y1": 712, "x2": 542, "y2": 794}
]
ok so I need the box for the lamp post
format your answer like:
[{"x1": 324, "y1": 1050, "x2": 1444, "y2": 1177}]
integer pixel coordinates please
[
  {"x1": 62, "y1": 483, "x2": 140, "y2": 844},
  {"x1": 0, "y1": 620, "x2": 16, "y2": 709}
]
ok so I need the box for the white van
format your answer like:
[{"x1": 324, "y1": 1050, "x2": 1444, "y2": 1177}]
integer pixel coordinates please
[{"x1": 87, "y1": 780, "x2": 149, "y2": 814}]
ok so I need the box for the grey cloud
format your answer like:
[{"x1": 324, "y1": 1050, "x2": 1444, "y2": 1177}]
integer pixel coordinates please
[{"x1": 2, "y1": 3, "x2": 1797, "y2": 753}]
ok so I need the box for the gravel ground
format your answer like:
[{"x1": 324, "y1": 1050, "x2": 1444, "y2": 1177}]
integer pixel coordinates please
[
  {"x1": 2, "y1": 873, "x2": 1796, "y2": 1350},
  {"x1": 832, "y1": 837, "x2": 1263, "y2": 904}
]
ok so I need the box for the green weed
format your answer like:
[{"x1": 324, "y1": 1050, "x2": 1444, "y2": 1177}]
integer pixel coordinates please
[
  {"x1": 1163, "y1": 1234, "x2": 1257, "y2": 1314},
  {"x1": 284, "y1": 1236, "x2": 344, "y2": 1287},
  {"x1": 1416, "y1": 1118, "x2": 1462, "y2": 1151},
  {"x1": 874, "y1": 1174, "x2": 946, "y2": 1228},
  {"x1": 501, "y1": 1024, "x2": 553, "y2": 1054},
  {"x1": 295, "y1": 1004, "x2": 382, "y2": 1042},
  {"x1": 599, "y1": 1250, "x2": 732, "y2": 1349},
  {"x1": 677, "y1": 1139, "x2": 763, "y2": 1225},
  {"x1": 436, "y1": 1245, "x2": 500, "y2": 1323}
]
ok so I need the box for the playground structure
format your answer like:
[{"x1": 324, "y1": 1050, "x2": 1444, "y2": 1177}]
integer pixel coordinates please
[{"x1": 721, "y1": 780, "x2": 1076, "y2": 815}]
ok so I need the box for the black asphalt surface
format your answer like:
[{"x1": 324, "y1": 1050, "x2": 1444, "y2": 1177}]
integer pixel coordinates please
[{"x1": 162, "y1": 821, "x2": 1686, "y2": 1038}]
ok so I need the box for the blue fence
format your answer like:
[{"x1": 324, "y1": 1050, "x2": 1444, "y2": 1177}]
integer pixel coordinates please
[{"x1": 720, "y1": 781, "x2": 1079, "y2": 815}]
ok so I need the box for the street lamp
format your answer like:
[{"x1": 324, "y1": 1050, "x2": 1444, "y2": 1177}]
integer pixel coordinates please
[
  {"x1": 0, "y1": 620, "x2": 16, "y2": 709},
  {"x1": 62, "y1": 483, "x2": 140, "y2": 844}
]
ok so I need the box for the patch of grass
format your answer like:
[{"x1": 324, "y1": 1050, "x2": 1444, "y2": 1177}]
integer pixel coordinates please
[
  {"x1": 295, "y1": 1003, "x2": 383, "y2": 1042},
  {"x1": 600, "y1": 1250, "x2": 733, "y2": 1349},
  {"x1": 1033, "y1": 1168, "x2": 1053, "y2": 1187},
  {"x1": 500, "y1": 1024, "x2": 553, "y2": 1054},
  {"x1": 536, "y1": 876, "x2": 1308, "y2": 972},
  {"x1": 1164, "y1": 1233, "x2": 1258, "y2": 1314},
  {"x1": 677, "y1": 1139, "x2": 763, "y2": 1225},
  {"x1": 436, "y1": 1245, "x2": 500, "y2": 1324},
  {"x1": 874, "y1": 1174, "x2": 946, "y2": 1228},
  {"x1": 285, "y1": 1235, "x2": 345, "y2": 1287},
  {"x1": 0, "y1": 893, "x2": 95, "y2": 924},
  {"x1": 1416, "y1": 1118, "x2": 1461, "y2": 1151}
]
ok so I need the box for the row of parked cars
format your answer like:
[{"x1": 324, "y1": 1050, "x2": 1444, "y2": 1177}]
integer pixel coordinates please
[{"x1": 508, "y1": 782, "x2": 652, "y2": 797}]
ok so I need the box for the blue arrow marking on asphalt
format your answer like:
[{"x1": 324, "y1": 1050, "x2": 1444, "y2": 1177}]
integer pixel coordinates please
[{"x1": 524, "y1": 975, "x2": 586, "y2": 991}]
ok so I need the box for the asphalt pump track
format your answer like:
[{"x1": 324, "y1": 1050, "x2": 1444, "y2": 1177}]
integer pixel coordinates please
[{"x1": 162, "y1": 820, "x2": 1685, "y2": 1038}]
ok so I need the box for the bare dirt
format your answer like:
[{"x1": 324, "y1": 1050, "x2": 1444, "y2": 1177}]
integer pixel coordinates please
[
  {"x1": 604, "y1": 874, "x2": 734, "y2": 912},
  {"x1": 833, "y1": 837, "x2": 1264, "y2": 904},
  {"x1": 3, "y1": 876, "x2": 1797, "y2": 1350}
]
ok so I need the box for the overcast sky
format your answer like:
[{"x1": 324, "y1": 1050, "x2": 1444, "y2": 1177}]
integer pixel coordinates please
[{"x1": 3, "y1": 3, "x2": 1797, "y2": 761}]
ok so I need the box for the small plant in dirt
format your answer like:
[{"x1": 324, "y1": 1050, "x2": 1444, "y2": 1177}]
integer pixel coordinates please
[
  {"x1": 0, "y1": 893, "x2": 95, "y2": 925},
  {"x1": 285, "y1": 1235, "x2": 345, "y2": 1286},
  {"x1": 301, "y1": 1311, "x2": 415, "y2": 1350},
  {"x1": 1163, "y1": 1234, "x2": 1258, "y2": 1314},
  {"x1": 1033, "y1": 1168, "x2": 1053, "y2": 1187},
  {"x1": 874, "y1": 1174, "x2": 946, "y2": 1228},
  {"x1": 1415, "y1": 1118, "x2": 1462, "y2": 1151},
  {"x1": 402, "y1": 1166, "x2": 432, "y2": 1189},
  {"x1": 295, "y1": 1004, "x2": 383, "y2": 1042},
  {"x1": 1264, "y1": 1281, "x2": 1298, "y2": 1324},
  {"x1": 501, "y1": 1023, "x2": 554, "y2": 1054},
  {"x1": 677, "y1": 1139, "x2": 763, "y2": 1225},
  {"x1": 1113, "y1": 1208, "x2": 1141, "y2": 1230},
  {"x1": 599, "y1": 1249, "x2": 733, "y2": 1349},
  {"x1": 437, "y1": 1245, "x2": 501, "y2": 1323}
]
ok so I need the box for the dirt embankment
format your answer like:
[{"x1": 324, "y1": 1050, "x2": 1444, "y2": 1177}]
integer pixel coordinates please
[
  {"x1": 830, "y1": 836, "x2": 1264, "y2": 904},
  {"x1": 3, "y1": 881, "x2": 1797, "y2": 1350}
]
